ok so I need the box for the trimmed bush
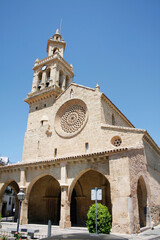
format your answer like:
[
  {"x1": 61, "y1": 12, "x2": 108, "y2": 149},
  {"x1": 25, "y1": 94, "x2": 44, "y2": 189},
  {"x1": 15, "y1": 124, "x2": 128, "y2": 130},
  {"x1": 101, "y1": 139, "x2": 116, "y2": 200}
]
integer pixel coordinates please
[{"x1": 86, "y1": 203, "x2": 112, "y2": 234}]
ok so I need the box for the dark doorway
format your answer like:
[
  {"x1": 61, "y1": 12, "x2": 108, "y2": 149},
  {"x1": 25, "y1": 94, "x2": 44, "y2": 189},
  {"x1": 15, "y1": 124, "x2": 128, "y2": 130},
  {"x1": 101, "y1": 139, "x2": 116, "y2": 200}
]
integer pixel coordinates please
[
  {"x1": 137, "y1": 177, "x2": 147, "y2": 228},
  {"x1": 28, "y1": 175, "x2": 61, "y2": 224},
  {"x1": 70, "y1": 170, "x2": 112, "y2": 226}
]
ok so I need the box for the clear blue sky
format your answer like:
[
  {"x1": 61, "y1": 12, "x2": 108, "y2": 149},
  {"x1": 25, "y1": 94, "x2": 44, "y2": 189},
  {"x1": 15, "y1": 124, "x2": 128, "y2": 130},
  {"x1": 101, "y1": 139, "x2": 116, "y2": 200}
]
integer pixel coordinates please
[{"x1": 1, "y1": 0, "x2": 160, "y2": 163}]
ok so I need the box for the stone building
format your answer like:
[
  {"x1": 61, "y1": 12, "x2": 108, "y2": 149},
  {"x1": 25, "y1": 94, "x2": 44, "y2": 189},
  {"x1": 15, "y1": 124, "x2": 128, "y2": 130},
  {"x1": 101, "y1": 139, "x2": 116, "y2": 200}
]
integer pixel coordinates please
[{"x1": 0, "y1": 29, "x2": 160, "y2": 234}]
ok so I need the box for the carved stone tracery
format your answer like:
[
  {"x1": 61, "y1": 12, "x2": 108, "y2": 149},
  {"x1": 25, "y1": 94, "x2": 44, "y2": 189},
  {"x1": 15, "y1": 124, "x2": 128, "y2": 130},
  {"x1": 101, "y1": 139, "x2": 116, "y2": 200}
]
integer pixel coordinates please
[{"x1": 61, "y1": 105, "x2": 86, "y2": 133}]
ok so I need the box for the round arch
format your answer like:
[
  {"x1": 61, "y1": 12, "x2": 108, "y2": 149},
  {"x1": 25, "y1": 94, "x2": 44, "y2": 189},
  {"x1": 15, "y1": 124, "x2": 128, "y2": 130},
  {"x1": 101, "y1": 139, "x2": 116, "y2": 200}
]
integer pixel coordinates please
[
  {"x1": 28, "y1": 174, "x2": 61, "y2": 224},
  {"x1": 26, "y1": 174, "x2": 61, "y2": 201},
  {"x1": 137, "y1": 175, "x2": 148, "y2": 228},
  {"x1": 0, "y1": 180, "x2": 20, "y2": 221},
  {"x1": 69, "y1": 168, "x2": 111, "y2": 226}
]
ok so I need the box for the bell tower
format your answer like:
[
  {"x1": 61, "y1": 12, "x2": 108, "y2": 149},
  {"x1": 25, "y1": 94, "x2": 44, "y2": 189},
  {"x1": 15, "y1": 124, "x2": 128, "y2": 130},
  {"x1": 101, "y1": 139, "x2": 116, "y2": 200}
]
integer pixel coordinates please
[
  {"x1": 23, "y1": 30, "x2": 74, "y2": 162},
  {"x1": 26, "y1": 29, "x2": 74, "y2": 102}
]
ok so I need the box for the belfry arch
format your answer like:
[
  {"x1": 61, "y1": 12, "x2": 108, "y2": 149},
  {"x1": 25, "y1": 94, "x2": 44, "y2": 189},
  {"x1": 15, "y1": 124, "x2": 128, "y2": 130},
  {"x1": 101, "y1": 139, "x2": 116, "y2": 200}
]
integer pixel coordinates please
[
  {"x1": 28, "y1": 175, "x2": 61, "y2": 224},
  {"x1": 0, "y1": 180, "x2": 19, "y2": 221},
  {"x1": 69, "y1": 169, "x2": 111, "y2": 226},
  {"x1": 137, "y1": 176, "x2": 148, "y2": 228}
]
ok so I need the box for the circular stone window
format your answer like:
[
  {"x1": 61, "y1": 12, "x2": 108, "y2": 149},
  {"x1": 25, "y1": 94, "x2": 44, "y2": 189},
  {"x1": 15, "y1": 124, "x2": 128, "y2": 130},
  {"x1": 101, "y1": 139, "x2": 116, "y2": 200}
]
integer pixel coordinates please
[
  {"x1": 54, "y1": 99, "x2": 88, "y2": 138},
  {"x1": 111, "y1": 136, "x2": 122, "y2": 147}
]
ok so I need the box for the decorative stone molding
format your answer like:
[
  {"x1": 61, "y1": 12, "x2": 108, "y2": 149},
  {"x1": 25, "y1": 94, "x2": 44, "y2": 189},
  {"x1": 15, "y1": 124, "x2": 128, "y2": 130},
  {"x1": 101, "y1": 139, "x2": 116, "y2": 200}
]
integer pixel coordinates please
[{"x1": 54, "y1": 99, "x2": 88, "y2": 138}]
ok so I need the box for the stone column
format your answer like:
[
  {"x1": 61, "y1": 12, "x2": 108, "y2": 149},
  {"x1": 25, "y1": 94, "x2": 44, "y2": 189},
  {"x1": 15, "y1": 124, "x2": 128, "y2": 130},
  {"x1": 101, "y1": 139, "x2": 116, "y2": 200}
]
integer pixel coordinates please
[
  {"x1": 41, "y1": 71, "x2": 46, "y2": 89},
  {"x1": 62, "y1": 74, "x2": 66, "y2": 91},
  {"x1": 20, "y1": 196, "x2": 28, "y2": 224},
  {"x1": 56, "y1": 69, "x2": 60, "y2": 87},
  {"x1": 50, "y1": 67, "x2": 59, "y2": 87},
  {"x1": 19, "y1": 168, "x2": 28, "y2": 224},
  {"x1": 59, "y1": 162, "x2": 71, "y2": 228},
  {"x1": 59, "y1": 185, "x2": 71, "y2": 228}
]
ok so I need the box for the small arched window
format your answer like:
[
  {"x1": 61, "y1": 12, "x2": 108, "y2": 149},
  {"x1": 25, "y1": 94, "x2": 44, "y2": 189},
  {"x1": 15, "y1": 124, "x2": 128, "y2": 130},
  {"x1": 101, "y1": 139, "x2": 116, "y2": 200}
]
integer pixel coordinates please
[
  {"x1": 70, "y1": 89, "x2": 74, "y2": 99},
  {"x1": 53, "y1": 48, "x2": 58, "y2": 54},
  {"x1": 46, "y1": 69, "x2": 50, "y2": 87},
  {"x1": 59, "y1": 70, "x2": 63, "y2": 89},
  {"x1": 38, "y1": 72, "x2": 42, "y2": 83},
  {"x1": 112, "y1": 114, "x2": 115, "y2": 126},
  {"x1": 85, "y1": 143, "x2": 89, "y2": 153}
]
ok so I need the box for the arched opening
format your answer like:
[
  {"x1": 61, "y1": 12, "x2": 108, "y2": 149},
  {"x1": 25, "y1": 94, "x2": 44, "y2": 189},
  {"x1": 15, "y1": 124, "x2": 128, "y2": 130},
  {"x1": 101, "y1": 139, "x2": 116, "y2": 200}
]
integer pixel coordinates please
[
  {"x1": 0, "y1": 181, "x2": 19, "y2": 222},
  {"x1": 59, "y1": 70, "x2": 63, "y2": 89},
  {"x1": 38, "y1": 72, "x2": 42, "y2": 90},
  {"x1": 53, "y1": 48, "x2": 58, "y2": 54},
  {"x1": 112, "y1": 114, "x2": 115, "y2": 125},
  {"x1": 137, "y1": 176, "x2": 147, "y2": 228},
  {"x1": 28, "y1": 175, "x2": 61, "y2": 224},
  {"x1": 46, "y1": 69, "x2": 50, "y2": 87},
  {"x1": 66, "y1": 76, "x2": 69, "y2": 88},
  {"x1": 70, "y1": 89, "x2": 74, "y2": 99},
  {"x1": 70, "y1": 170, "x2": 112, "y2": 226}
]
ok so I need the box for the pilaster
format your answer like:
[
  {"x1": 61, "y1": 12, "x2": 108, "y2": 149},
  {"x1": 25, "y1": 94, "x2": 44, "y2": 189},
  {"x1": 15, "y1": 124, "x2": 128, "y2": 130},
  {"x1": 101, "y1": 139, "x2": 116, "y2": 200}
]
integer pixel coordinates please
[
  {"x1": 19, "y1": 168, "x2": 28, "y2": 224},
  {"x1": 59, "y1": 162, "x2": 71, "y2": 228}
]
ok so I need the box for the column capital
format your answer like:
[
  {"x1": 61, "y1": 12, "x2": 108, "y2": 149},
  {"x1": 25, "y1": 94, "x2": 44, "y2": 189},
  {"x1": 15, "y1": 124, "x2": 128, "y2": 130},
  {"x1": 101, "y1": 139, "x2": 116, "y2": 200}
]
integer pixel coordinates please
[
  {"x1": 60, "y1": 161, "x2": 67, "y2": 167},
  {"x1": 60, "y1": 183, "x2": 69, "y2": 188}
]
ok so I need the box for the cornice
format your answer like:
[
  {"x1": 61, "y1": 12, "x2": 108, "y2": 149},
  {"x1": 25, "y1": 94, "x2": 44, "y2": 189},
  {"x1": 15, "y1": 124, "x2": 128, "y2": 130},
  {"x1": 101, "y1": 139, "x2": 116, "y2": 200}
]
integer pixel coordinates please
[
  {"x1": 101, "y1": 123, "x2": 144, "y2": 133},
  {"x1": 101, "y1": 124, "x2": 160, "y2": 155},
  {"x1": 56, "y1": 82, "x2": 96, "y2": 101},
  {"x1": 101, "y1": 93, "x2": 134, "y2": 128},
  {"x1": 24, "y1": 85, "x2": 62, "y2": 104},
  {"x1": 33, "y1": 53, "x2": 74, "y2": 76},
  {"x1": 0, "y1": 148, "x2": 128, "y2": 172}
]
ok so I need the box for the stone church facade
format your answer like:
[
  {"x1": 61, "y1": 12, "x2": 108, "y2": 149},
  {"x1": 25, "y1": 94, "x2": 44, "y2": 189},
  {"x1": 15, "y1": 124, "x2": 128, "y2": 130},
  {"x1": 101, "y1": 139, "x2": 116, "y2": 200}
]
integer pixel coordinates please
[{"x1": 0, "y1": 29, "x2": 160, "y2": 234}]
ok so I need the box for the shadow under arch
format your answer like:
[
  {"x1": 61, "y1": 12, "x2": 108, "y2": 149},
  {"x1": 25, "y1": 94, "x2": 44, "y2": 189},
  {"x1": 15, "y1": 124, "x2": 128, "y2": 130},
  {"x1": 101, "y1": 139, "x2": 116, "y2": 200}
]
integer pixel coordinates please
[
  {"x1": 28, "y1": 174, "x2": 61, "y2": 224},
  {"x1": 0, "y1": 180, "x2": 20, "y2": 221},
  {"x1": 137, "y1": 175, "x2": 148, "y2": 228},
  {"x1": 69, "y1": 168, "x2": 112, "y2": 226}
]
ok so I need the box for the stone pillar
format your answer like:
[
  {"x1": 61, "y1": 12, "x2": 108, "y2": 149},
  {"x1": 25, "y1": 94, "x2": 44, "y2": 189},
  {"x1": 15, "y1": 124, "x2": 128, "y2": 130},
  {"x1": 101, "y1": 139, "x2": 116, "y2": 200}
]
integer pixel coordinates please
[
  {"x1": 20, "y1": 167, "x2": 26, "y2": 188},
  {"x1": 60, "y1": 162, "x2": 67, "y2": 184},
  {"x1": 62, "y1": 74, "x2": 66, "y2": 91},
  {"x1": 19, "y1": 168, "x2": 28, "y2": 224},
  {"x1": 59, "y1": 162, "x2": 71, "y2": 228},
  {"x1": 109, "y1": 154, "x2": 133, "y2": 234},
  {"x1": 41, "y1": 71, "x2": 46, "y2": 89},
  {"x1": 59, "y1": 185, "x2": 71, "y2": 228},
  {"x1": 20, "y1": 196, "x2": 28, "y2": 224},
  {"x1": 50, "y1": 67, "x2": 59, "y2": 87},
  {"x1": 32, "y1": 73, "x2": 38, "y2": 92}
]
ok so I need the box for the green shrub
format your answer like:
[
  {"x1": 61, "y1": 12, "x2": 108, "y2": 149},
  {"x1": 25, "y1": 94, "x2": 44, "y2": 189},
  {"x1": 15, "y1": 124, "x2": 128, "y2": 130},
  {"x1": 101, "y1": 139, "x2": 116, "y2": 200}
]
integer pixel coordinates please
[
  {"x1": 86, "y1": 203, "x2": 112, "y2": 234},
  {"x1": 14, "y1": 232, "x2": 22, "y2": 240}
]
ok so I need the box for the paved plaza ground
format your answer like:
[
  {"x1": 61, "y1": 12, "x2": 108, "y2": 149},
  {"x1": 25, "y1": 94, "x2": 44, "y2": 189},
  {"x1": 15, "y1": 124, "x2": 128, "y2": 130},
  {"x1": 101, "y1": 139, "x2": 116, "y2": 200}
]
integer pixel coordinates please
[{"x1": 0, "y1": 221, "x2": 160, "y2": 240}]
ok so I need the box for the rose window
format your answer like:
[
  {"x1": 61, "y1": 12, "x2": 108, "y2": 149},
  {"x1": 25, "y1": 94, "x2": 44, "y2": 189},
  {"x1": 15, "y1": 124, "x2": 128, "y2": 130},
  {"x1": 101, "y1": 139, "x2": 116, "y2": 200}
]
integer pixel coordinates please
[
  {"x1": 61, "y1": 105, "x2": 86, "y2": 133},
  {"x1": 111, "y1": 136, "x2": 122, "y2": 147},
  {"x1": 54, "y1": 99, "x2": 88, "y2": 138}
]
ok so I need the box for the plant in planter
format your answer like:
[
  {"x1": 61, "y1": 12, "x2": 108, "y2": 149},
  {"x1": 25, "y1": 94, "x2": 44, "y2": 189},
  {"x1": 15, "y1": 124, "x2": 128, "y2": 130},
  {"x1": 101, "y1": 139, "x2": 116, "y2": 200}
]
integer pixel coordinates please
[{"x1": 86, "y1": 203, "x2": 112, "y2": 234}]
